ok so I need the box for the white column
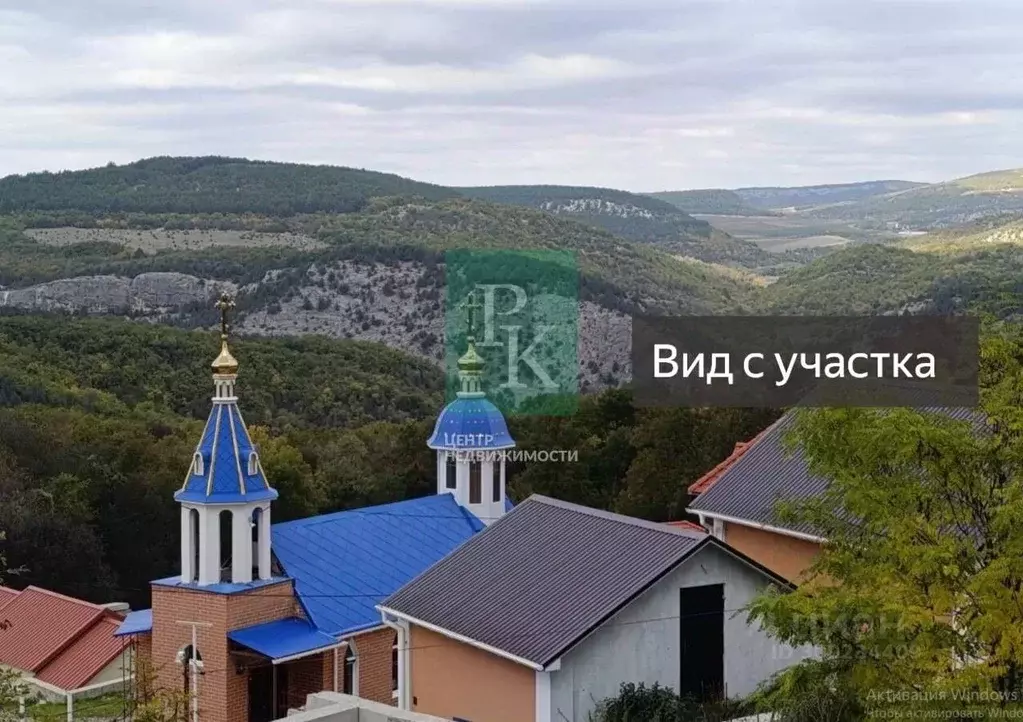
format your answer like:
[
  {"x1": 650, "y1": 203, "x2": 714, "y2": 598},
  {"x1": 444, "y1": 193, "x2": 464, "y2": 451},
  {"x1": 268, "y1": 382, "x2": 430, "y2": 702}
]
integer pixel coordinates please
[
  {"x1": 397, "y1": 624, "x2": 408, "y2": 709},
  {"x1": 257, "y1": 505, "x2": 272, "y2": 580},
  {"x1": 198, "y1": 507, "x2": 220, "y2": 585},
  {"x1": 180, "y1": 506, "x2": 194, "y2": 584},
  {"x1": 231, "y1": 508, "x2": 253, "y2": 584},
  {"x1": 535, "y1": 670, "x2": 552, "y2": 722}
]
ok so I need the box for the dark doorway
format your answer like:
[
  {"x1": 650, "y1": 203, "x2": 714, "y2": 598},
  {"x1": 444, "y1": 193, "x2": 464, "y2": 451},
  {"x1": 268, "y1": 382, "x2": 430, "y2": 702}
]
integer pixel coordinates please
[
  {"x1": 275, "y1": 664, "x2": 290, "y2": 719},
  {"x1": 680, "y1": 584, "x2": 724, "y2": 702},
  {"x1": 248, "y1": 665, "x2": 273, "y2": 722}
]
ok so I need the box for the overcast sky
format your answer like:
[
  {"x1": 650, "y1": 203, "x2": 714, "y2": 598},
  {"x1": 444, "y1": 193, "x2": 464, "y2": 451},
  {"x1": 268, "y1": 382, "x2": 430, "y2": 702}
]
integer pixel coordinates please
[{"x1": 1, "y1": 0, "x2": 1020, "y2": 190}]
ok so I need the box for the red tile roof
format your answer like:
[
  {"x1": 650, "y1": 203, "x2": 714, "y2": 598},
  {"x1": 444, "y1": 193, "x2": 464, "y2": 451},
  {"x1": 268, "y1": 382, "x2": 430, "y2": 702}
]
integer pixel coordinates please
[
  {"x1": 0, "y1": 585, "x2": 19, "y2": 611},
  {"x1": 664, "y1": 520, "x2": 707, "y2": 533},
  {"x1": 36, "y1": 616, "x2": 126, "y2": 690},
  {"x1": 687, "y1": 429, "x2": 770, "y2": 496},
  {"x1": 0, "y1": 586, "x2": 115, "y2": 681}
]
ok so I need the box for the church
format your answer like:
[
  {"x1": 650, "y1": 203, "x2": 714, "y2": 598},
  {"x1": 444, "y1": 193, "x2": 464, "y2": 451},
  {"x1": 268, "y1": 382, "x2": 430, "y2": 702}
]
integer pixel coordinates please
[
  {"x1": 116, "y1": 296, "x2": 806, "y2": 722},
  {"x1": 116, "y1": 296, "x2": 516, "y2": 722}
]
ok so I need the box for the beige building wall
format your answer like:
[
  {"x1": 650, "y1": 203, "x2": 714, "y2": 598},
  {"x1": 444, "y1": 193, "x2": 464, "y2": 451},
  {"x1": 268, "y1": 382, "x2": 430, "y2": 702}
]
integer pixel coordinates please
[
  {"x1": 723, "y1": 522, "x2": 821, "y2": 583},
  {"x1": 408, "y1": 626, "x2": 535, "y2": 722}
]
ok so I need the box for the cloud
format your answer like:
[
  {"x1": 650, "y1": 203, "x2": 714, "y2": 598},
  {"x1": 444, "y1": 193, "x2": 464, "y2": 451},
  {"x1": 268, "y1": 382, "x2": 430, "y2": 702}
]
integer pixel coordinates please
[{"x1": 0, "y1": 0, "x2": 1022, "y2": 188}]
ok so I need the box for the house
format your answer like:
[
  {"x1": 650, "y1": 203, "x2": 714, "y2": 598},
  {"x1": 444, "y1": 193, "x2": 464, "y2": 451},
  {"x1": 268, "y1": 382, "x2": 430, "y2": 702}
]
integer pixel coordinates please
[
  {"x1": 0, "y1": 585, "x2": 130, "y2": 701},
  {"x1": 686, "y1": 408, "x2": 983, "y2": 583},
  {"x1": 378, "y1": 495, "x2": 813, "y2": 722},
  {"x1": 115, "y1": 302, "x2": 517, "y2": 722}
]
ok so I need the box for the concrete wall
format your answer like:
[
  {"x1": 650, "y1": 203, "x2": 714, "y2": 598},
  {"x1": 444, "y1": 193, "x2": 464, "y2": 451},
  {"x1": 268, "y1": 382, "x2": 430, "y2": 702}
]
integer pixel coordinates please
[
  {"x1": 549, "y1": 544, "x2": 815, "y2": 722},
  {"x1": 722, "y1": 523, "x2": 821, "y2": 583},
  {"x1": 279, "y1": 692, "x2": 448, "y2": 722},
  {"x1": 408, "y1": 625, "x2": 535, "y2": 722}
]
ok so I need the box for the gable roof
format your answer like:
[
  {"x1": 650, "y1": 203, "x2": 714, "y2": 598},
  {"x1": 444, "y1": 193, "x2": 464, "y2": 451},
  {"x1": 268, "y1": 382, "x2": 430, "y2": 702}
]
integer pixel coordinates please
[
  {"x1": 272, "y1": 493, "x2": 484, "y2": 637},
  {"x1": 36, "y1": 616, "x2": 126, "y2": 690},
  {"x1": 688, "y1": 428, "x2": 771, "y2": 495},
  {"x1": 0, "y1": 585, "x2": 19, "y2": 611},
  {"x1": 0, "y1": 586, "x2": 124, "y2": 686},
  {"x1": 380, "y1": 495, "x2": 785, "y2": 669},
  {"x1": 688, "y1": 407, "x2": 986, "y2": 538},
  {"x1": 664, "y1": 520, "x2": 707, "y2": 533}
]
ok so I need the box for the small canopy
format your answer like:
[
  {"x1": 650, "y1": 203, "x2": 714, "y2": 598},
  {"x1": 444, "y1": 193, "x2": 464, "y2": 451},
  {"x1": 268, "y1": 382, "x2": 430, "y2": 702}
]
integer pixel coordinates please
[
  {"x1": 228, "y1": 618, "x2": 339, "y2": 663},
  {"x1": 114, "y1": 609, "x2": 153, "y2": 637}
]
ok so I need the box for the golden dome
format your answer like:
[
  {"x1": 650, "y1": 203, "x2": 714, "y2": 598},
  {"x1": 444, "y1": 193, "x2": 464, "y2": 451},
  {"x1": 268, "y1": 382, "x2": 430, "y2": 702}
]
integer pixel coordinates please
[
  {"x1": 457, "y1": 338, "x2": 485, "y2": 374},
  {"x1": 212, "y1": 338, "x2": 239, "y2": 376}
]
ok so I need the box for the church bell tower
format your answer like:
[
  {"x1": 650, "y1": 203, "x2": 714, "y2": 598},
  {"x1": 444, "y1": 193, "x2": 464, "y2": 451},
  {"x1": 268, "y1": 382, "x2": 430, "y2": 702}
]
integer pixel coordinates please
[{"x1": 174, "y1": 294, "x2": 278, "y2": 585}]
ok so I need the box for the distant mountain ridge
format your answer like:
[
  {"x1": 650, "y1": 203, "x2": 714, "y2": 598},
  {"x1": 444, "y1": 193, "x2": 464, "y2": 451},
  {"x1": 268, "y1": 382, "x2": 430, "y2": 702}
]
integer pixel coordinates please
[
  {"x1": 457, "y1": 184, "x2": 804, "y2": 272},
  {"x1": 733, "y1": 180, "x2": 926, "y2": 209},
  {"x1": 644, "y1": 189, "x2": 769, "y2": 216},
  {"x1": 804, "y1": 169, "x2": 1023, "y2": 228}
]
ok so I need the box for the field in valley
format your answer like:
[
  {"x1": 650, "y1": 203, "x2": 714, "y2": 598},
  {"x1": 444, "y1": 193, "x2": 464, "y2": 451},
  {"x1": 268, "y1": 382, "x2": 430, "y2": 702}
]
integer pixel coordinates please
[{"x1": 693, "y1": 213, "x2": 893, "y2": 251}]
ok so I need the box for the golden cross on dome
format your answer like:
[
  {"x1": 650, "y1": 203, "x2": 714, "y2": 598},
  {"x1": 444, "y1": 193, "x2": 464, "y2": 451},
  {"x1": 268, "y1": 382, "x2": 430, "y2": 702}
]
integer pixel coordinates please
[
  {"x1": 215, "y1": 293, "x2": 235, "y2": 340},
  {"x1": 459, "y1": 288, "x2": 483, "y2": 339}
]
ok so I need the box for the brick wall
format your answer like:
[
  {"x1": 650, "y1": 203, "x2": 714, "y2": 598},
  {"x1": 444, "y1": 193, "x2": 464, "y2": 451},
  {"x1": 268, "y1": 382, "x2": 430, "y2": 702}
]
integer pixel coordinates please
[
  {"x1": 353, "y1": 627, "x2": 397, "y2": 706},
  {"x1": 150, "y1": 579, "x2": 298, "y2": 722},
  {"x1": 285, "y1": 655, "x2": 325, "y2": 709}
]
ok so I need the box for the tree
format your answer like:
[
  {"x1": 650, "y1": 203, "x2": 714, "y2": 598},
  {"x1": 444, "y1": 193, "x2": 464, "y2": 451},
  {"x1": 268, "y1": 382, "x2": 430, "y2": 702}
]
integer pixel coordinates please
[
  {"x1": 128, "y1": 653, "x2": 189, "y2": 722},
  {"x1": 747, "y1": 327, "x2": 1023, "y2": 716}
]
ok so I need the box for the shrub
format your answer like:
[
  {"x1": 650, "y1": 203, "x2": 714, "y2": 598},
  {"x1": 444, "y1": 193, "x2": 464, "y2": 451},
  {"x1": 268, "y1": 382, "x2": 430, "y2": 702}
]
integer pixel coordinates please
[{"x1": 590, "y1": 682, "x2": 753, "y2": 722}]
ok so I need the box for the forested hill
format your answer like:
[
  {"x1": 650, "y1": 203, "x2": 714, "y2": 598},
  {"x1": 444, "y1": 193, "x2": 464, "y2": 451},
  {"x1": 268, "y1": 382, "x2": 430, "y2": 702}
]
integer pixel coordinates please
[
  {"x1": 0, "y1": 156, "x2": 459, "y2": 215},
  {"x1": 646, "y1": 189, "x2": 769, "y2": 216},
  {"x1": 456, "y1": 183, "x2": 803, "y2": 271},
  {"x1": 733, "y1": 180, "x2": 925, "y2": 210},
  {"x1": 0, "y1": 314, "x2": 444, "y2": 428},
  {"x1": 804, "y1": 169, "x2": 1023, "y2": 228}
]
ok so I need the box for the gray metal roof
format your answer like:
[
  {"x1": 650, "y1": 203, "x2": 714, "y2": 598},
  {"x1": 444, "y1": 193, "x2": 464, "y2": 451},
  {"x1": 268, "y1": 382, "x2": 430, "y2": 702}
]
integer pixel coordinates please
[
  {"x1": 689, "y1": 407, "x2": 987, "y2": 537},
  {"x1": 380, "y1": 495, "x2": 709, "y2": 668}
]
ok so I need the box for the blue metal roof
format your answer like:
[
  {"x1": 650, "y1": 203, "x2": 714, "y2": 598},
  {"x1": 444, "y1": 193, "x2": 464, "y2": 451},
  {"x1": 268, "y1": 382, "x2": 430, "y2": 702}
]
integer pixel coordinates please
[
  {"x1": 271, "y1": 494, "x2": 484, "y2": 636},
  {"x1": 175, "y1": 401, "x2": 278, "y2": 504},
  {"x1": 114, "y1": 609, "x2": 153, "y2": 637},
  {"x1": 427, "y1": 396, "x2": 516, "y2": 450},
  {"x1": 228, "y1": 617, "x2": 338, "y2": 661}
]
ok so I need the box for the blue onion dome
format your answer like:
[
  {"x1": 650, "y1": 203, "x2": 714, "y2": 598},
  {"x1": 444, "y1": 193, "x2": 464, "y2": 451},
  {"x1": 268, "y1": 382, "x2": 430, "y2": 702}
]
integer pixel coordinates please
[
  {"x1": 428, "y1": 396, "x2": 516, "y2": 450},
  {"x1": 428, "y1": 336, "x2": 515, "y2": 450}
]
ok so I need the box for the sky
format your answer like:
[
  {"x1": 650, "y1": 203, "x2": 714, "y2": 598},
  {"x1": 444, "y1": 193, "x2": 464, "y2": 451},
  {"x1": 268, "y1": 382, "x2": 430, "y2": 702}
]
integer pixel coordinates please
[{"x1": 1, "y1": 0, "x2": 1021, "y2": 190}]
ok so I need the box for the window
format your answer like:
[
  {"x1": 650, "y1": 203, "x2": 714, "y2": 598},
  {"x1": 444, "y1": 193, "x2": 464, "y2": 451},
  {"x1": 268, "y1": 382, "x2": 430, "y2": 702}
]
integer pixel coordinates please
[
  {"x1": 469, "y1": 461, "x2": 481, "y2": 504},
  {"x1": 445, "y1": 455, "x2": 457, "y2": 490},
  {"x1": 248, "y1": 451, "x2": 259, "y2": 476},
  {"x1": 251, "y1": 508, "x2": 263, "y2": 579},
  {"x1": 192, "y1": 452, "x2": 204, "y2": 476},
  {"x1": 343, "y1": 644, "x2": 357, "y2": 695},
  {"x1": 219, "y1": 510, "x2": 233, "y2": 582},
  {"x1": 492, "y1": 462, "x2": 501, "y2": 503},
  {"x1": 391, "y1": 632, "x2": 399, "y2": 696}
]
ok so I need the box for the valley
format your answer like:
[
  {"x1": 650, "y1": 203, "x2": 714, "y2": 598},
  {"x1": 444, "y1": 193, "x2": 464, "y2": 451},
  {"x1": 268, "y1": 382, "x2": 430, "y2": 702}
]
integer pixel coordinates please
[{"x1": 2, "y1": 156, "x2": 1023, "y2": 397}]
